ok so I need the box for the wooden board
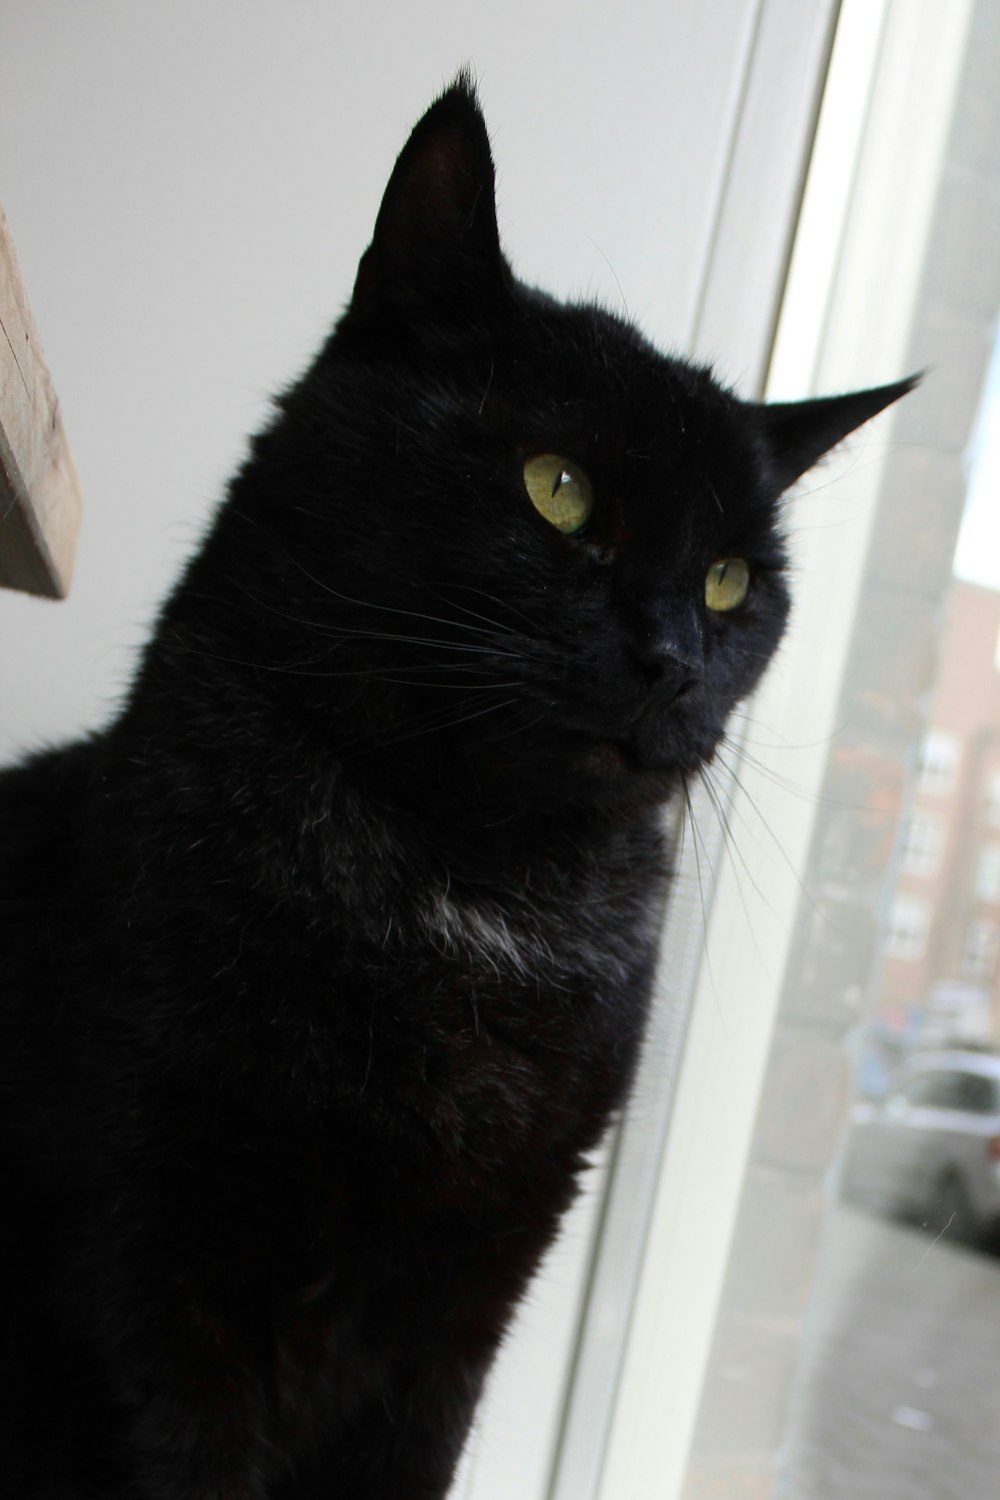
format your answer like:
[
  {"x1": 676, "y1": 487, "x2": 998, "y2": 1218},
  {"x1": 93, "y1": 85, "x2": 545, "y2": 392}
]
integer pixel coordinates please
[{"x1": 0, "y1": 201, "x2": 82, "y2": 598}]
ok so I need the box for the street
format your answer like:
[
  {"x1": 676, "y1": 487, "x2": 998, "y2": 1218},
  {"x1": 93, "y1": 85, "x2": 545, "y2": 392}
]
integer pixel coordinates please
[{"x1": 779, "y1": 1202, "x2": 1000, "y2": 1499}]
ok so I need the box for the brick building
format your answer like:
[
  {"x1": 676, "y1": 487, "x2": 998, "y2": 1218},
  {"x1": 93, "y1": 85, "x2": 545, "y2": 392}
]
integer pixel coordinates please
[{"x1": 880, "y1": 580, "x2": 1000, "y2": 1045}]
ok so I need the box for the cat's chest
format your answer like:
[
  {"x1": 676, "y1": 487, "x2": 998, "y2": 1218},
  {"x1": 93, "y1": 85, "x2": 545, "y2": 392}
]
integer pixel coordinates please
[{"x1": 348, "y1": 873, "x2": 664, "y2": 1179}]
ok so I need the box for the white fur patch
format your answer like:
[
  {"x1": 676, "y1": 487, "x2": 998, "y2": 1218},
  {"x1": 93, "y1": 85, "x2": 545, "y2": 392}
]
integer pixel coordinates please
[{"x1": 421, "y1": 890, "x2": 552, "y2": 979}]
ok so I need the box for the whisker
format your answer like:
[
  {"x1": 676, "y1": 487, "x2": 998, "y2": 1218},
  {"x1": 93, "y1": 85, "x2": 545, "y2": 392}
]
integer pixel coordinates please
[
  {"x1": 425, "y1": 589, "x2": 526, "y2": 638},
  {"x1": 431, "y1": 581, "x2": 542, "y2": 633},
  {"x1": 712, "y1": 744, "x2": 827, "y2": 927},
  {"x1": 330, "y1": 630, "x2": 524, "y2": 659},
  {"x1": 288, "y1": 558, "x2": 514, "y2": 641},
  {"x1": 728, "y1": 706, "x2": 855, "y2": 753},
  {"x1": 223, "y1": 575, "x2": 528, "y2": 661},
  {"x1": 726, "y1": 742, "x2": 864, "y2": 812},
  {"x1": 165, "y1": 635, "x2": 526, "y2": 688},
  {"x1": 698, "y1": 767, "x2": 782, "y2": 978},
  {"x1": 339, "y1": 694, "x2": 522, "y2": 755},
  {"x1": 681, "y1": 780, "x2": 725, "y2": 1032}
]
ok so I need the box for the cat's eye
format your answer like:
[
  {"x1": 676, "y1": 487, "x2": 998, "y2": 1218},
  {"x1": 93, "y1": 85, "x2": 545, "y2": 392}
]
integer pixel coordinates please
[
  {"x1": 523, "y1": 454, "x2": 594, "y2": 535},
  {"x1": 705, "y1": 557, "x2": 750, "y2": 612}
]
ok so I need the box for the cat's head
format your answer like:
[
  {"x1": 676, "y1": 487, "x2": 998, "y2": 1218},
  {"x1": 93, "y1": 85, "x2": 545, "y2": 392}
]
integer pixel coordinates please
[{"x1": 227, "y1": 77, "x2": 913, "y2": 819}]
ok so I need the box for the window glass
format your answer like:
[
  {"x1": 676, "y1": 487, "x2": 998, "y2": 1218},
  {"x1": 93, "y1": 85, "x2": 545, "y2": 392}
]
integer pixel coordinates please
[
  {"x1": 901, "y1": 1072, "x2": 943, "y2": 1107},
  {"x1": 922, "y1": 1070, "x2": 971, "y2": 1111},
  {"x1": 684, "y1": 4, "x2": 1000, "y2": 1496},
  {"x1": 897, "y1": 1072, "x2": 937, "y2": 1107},
  {"x1": 953, "y1": 1070, "x2": 999, "y2": 1114}
]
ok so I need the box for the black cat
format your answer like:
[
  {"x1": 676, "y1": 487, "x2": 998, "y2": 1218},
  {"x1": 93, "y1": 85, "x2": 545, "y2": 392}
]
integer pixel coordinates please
[{"x1": 0, "y1": 76, "x2": 912, "y2": 1500}]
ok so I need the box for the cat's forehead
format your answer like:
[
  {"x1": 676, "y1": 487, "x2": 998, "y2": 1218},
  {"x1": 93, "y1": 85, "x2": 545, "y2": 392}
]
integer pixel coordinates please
[
  {"x1": 514, "y1": 297, "x2": 727, "y2": 408},
  {"x1": 496, "y1": 296, "x2": 751, "y2": 479}
]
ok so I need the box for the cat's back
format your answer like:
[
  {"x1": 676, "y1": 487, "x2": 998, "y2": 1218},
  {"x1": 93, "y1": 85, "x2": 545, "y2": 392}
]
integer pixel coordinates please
[{"x1": 0, "y1": 738, "x2": 99, "y2": 1000}]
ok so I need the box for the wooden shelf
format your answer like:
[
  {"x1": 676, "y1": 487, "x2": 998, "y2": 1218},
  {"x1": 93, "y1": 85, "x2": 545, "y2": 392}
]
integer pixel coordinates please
[{"x1": 0, "y1": 202, "x2": 82, "y2": 598}]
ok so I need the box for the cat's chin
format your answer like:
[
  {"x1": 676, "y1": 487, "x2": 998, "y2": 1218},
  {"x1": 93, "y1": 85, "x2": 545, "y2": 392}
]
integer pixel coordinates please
[{"x1": 574, "y1": 735, "x2": 693, "y2": 792}]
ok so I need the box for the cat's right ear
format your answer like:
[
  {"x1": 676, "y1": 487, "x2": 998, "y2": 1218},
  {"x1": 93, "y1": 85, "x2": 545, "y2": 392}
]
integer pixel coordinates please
[
  {"x1": 752, "y1": 376, "x2": 919, "y2": 494},
  {"x1": 348, "y1": 74, "x2": 512, "y2": 332}
]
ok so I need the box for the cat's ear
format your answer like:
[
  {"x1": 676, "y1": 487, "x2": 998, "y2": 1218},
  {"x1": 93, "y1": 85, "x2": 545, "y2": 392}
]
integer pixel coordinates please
[
  {"x1": 349, "y1": 73, "x2": 511, "y2": 328},
  {"x1": 753, "y1": 375, "x2": 919, "y2": 493}
]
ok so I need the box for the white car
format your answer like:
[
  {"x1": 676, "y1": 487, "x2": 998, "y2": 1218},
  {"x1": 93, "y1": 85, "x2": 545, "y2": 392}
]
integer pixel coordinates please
[{"x1": 839, "y1": 1050, "x2": 1000, "y2": 1248}]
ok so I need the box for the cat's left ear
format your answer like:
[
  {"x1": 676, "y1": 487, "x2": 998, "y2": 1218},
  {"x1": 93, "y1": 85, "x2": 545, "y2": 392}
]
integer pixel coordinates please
[
  {"x1": 348, "y1": 73, "x2": 511, "y2": 329},
  {"x1": 752, "y1": 375, "x2": 919, "y2": 494}
]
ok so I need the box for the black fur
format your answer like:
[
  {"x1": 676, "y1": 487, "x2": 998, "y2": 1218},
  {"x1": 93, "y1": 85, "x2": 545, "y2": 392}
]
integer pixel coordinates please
[{"x1": 0, "y1": 78, "x2": 912, "y2": 1499}]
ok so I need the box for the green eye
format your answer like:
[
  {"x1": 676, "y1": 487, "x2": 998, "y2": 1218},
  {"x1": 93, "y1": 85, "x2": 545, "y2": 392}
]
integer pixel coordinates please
[
  {"x1": 705, "y1": 557, "x2": 750, "y2": 612},
  {"x1": 523, "y1": 454, "x2": 594, "y2": 534}
]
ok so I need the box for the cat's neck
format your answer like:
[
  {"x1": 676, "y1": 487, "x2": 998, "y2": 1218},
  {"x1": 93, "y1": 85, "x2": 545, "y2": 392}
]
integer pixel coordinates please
[{"x1": 104, "y1": 641, "x2": 671, "y2": 952}]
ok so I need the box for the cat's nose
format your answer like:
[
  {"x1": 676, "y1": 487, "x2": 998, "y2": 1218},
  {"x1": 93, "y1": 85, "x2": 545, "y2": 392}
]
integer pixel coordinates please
[
  {"x1": 632, "y1": 642, "x2": 701, "y2": 705},
  {"x1": 629, "y1": 602, "x2": 703, "y2": 704}
]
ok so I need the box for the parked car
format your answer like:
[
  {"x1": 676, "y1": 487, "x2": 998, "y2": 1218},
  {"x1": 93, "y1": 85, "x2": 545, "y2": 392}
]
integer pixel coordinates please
[{"x1": 839, "y1": 1050, "x2": 1000, "y2": 1248}]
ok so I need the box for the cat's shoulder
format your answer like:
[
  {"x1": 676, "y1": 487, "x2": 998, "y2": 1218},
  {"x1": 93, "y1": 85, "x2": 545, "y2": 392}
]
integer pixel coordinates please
[{"x1": 0, "y1": 738, "x2": 97, "y2": 879}]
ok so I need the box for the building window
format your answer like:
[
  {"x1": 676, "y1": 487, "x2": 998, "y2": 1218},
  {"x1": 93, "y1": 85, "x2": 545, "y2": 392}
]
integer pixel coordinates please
[
  {"x1": 975, "y1": 843, "x2": 1000, "y2": 902},
  {"x1": 885, "y1": 894, "x2": 931, "y2": 962},
  {"x1": 900, "y1": 811, "x2": 943, "y2": 878},
  {"x1": 962, "y1": 920, "x2": 999, "y2": 982},
  {"x1": 916, "y1": 728, "x2": 960, "y2": 796},
  {"x1": 987, "y1": 771, "x2": 1000, "y2": 828}
]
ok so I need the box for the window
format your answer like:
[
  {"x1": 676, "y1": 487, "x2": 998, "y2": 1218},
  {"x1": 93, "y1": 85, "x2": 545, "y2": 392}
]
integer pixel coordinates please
[
  {"x1": 885, "y1": 894, "x2": 931, "y2": 961},
  {"x1": 899, "y1": 1072, "x2": 941, "y2": 1107},
  {"x1": 975, "y1": 844, "x2": 1000, "y2": 902},
  {"x1": 900, "y1": 810, "x2": 943, "y2": 877},
  {"x1": 910, "y1": 1068, "x2": 1000, "y2": 1114},
  {"x1": 988, "y1": 771, "x2": 1000, "y2": 827},
  {"x1": 916, "y1": 728, "x2": 960, "y2": 797},
  {"x1": 962, "y1": 918, "x2": 999, "y2": 981},
  {"x1": 920, "y1": 1070, "x2": 977, "y2": 1110},
  {"x1": 676, "y1": 6, "x2": 1000, "y2": 1499},
  {"x1": 953, "y1": 1070, "x2": 1000, "y2": 1114}
]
